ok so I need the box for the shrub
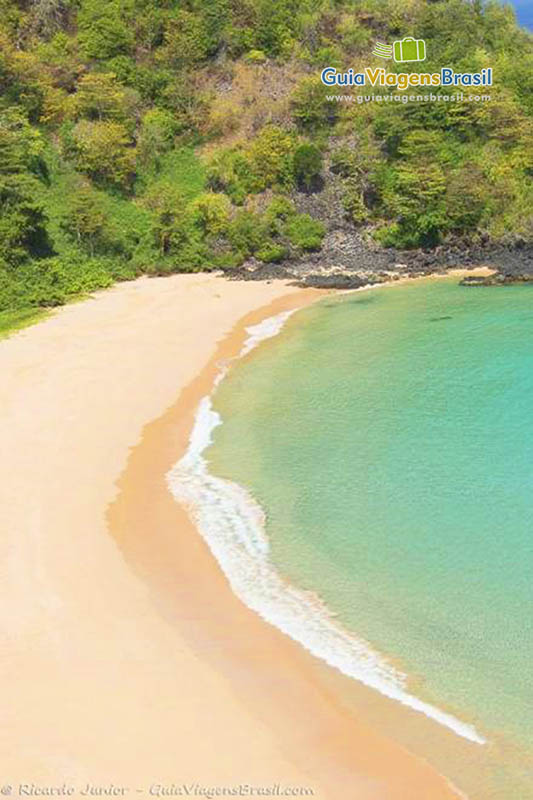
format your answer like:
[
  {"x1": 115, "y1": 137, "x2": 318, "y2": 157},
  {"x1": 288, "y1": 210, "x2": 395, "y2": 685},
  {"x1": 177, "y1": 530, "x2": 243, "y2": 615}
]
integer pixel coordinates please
[
  {"x1": 342, "y1": 179, "x2": 368, "y2": 224},
  {"x1": 226, "y1": 26, "x2": 255, "y2": 58},
  {"x1": 190, "y1": 192, "x2": 231, "y2": 236},
  {"x1": 62, "y1": 181, "x2": 106, "y2": 256},
  {"x1": 204, "y1": 100, "x2": 241, "y2": 139},
  {"x1": 291, "y1": 78, "x2": 336, "y2": 130},
  {"x1": 330, "y1": 146, "x2": 361, "y2": 178},
  {"x1": 207, "y1": 148, "x2": 253, "y2": 204},
  {"x1": 143, "y1": 182, "x2": 188, "y2": 255},
  {"x1": 105, "y1": 56, "x2": 137, "y2": 86},
  {"x1": 256, "y1": 243, "x2": 288, "y2": 263},
  {"x1": 137, "y1": 109, "x2": 177, "y2": 168},
  {"x1": 158, "y1": 76, "x2": 207, "y2": 134},
  {"x1": 0, "y1": 107, "x2": 44, "y2": 174},
  {"x1": 248, "y1": 125, "x2": 297, "y2": 191},
  {"x1": 264, "y1": 196, "x2": 295, "y2": 225},
  {"x1": 78, "y1": 0, "x2": 133, "y2": 60},
  {"x1": 285, "y1": 214, "x2": 325, "y2": 251},
  {"x1": 227, "y1": 210, "x2": 268, "y2": 257},
  {"x1": 245, "y1": 49, "x2": 267, "y2": 64},
  {"x1": 66, "y1": 120, "x2": 136, "y2": 189},
  {"x1": 254, "y1": 0, "x2": 295, "y2": 57},
  {"x1": 159, "y1": 10, "x2": 210, "y2": 68},
  {"x1": 73, "y1": 73, "x2": 131, "y2": 121},
  {"x1": 0, "y1": 174, "x2": 51, "y2": 264},
  {"x1": 336, "y1": 17, "x2": 371, "y2": 54},
  {"x1": 0, "y1": 254, "x2": 116, "y2": 311},
  {"x1": 293, "y1": 143, "x2": 323, "y2": 190}
]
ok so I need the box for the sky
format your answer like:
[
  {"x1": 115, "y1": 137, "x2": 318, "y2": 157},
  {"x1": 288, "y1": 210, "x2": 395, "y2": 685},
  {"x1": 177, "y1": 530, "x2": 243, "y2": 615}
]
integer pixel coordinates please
[{"x1": 508, "y1": 0, "x2": 533, "y2": 29}]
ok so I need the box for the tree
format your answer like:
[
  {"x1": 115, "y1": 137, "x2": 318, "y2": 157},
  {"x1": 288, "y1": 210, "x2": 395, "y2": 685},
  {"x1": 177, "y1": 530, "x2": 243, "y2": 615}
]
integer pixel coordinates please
[
  {"x1": 254, "y1": 0, "x2": 296, "y2": 57},
  {"x1": 137, "y1": 109, "x2": 177, "y2": 168},
  {"x1": 28, "y1": 0, "x2": 67, "y2": 39},
  {"x1": 207, "y1": 148, "x2": 253, "y2": 204},
  {"x1": 0, "y1": 108, "x2": 50, "y2": 265},
  {"x1": 74, "y1": 73, "x2": 131, "y2": 122},
  {"x1": 248, "y1": 125, "x2": 297, "y2": 191},
  {"x1": 62, "y1": 182, "x2": 106, "y2": 256},
  {"x1": 68, "y1": 120, "x2": 136, "y2": 189},
  {"x1": 78, "y1": 0, "x2": 134, "y2": 60},
  {"x1": 196, "y1": 0, "x2": 231, "y2": 55},
  {"x1": 143, "y1": 183, "x2": 188, "y2": 256},
  {"x1": 375, "y1": 130, "x2": 450, "y2": 246},
  {"x1": 445, "y1": 163, "x2": 488, "y2": 234},
  {"x1": 158, "y1": 10, "x2": 210, "y2": 68},
  {"x1": 0, "y1": 174, "x2": 50, "y2": 264},
  {"x1": 400, "y1": 164, "x2": 447, "y2": 244},
  {"x1": 227, "y1": 209, "x2": 268, "y2": 257},
  {"x1": 0, "y1": 107, "x2": 44, "y2": 176},
  {"x1": 191, "y1": 192, "x2": 231, "y2": 236},
  {"x1": 293, "y1": 143, "x2": 323, "y2": 190}
]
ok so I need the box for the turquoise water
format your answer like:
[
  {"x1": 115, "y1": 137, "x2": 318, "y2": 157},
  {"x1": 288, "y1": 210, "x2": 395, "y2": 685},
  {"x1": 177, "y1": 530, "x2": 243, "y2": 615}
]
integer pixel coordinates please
[{"x1": 206, "y1": 279, "x2": 533, "y2": 793}]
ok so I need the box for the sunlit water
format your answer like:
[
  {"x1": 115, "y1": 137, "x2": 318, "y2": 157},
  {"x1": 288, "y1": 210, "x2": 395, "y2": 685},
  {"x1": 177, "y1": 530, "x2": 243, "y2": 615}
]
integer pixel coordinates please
[{"x1": 202, "y1": 279, "x2": 533, "y2": 796}]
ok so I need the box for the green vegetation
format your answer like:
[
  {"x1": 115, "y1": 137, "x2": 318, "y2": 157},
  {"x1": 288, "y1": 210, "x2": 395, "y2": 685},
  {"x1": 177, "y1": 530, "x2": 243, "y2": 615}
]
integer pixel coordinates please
[
  {"x1": 0, "y1": 307, "x2": 50, "y2": 339},
  {"x1": 1, "y1": 0, "x2": 532, "y2": 331}
]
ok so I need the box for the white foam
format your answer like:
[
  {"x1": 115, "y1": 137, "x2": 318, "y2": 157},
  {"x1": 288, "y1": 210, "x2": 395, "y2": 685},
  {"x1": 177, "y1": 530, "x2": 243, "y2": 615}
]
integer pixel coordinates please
[
  {"x1": 240, "y1": 309, "x2": 297, "y2": 357},
  {"x1": 166, "y1": 310, "x2": 486, "y2": 747}
]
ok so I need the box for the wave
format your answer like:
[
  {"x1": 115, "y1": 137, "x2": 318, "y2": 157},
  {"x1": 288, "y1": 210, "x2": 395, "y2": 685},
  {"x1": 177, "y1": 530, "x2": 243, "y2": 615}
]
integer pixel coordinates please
[{"x1": 166, "y1": 310, "x2": 486, "y2": 747}]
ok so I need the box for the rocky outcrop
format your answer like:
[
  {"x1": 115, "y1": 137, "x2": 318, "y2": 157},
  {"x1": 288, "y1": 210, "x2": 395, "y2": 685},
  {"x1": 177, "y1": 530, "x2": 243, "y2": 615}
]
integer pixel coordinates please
[
  {"x1": 460, "y1": 272, "x2": 533, "y2": 286},
  {"x1": 229, "y1": 230, "x2": 533, "y2": 288}
]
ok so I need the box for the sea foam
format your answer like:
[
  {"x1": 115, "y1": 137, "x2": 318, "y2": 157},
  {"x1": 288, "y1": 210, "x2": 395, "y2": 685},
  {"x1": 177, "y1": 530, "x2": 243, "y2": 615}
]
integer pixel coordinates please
[{"x1": 166, "y1": 311, "x2": 486, "y2": 746}]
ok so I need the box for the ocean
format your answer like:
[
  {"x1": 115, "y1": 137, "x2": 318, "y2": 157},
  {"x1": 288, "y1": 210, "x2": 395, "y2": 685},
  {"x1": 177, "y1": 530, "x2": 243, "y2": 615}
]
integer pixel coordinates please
[{"x1": 168, "y1": 278, "x2": 533, "y2": 797}]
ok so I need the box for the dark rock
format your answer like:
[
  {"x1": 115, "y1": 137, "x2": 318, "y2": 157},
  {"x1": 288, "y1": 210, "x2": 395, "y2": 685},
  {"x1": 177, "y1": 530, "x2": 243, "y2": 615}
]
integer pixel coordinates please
[
  {"x1": 460, "y1": 272, "x2": 533, "y2": 287},
  {"x1": 226, "y1": 179, "x2": 533, "y2": 286}
]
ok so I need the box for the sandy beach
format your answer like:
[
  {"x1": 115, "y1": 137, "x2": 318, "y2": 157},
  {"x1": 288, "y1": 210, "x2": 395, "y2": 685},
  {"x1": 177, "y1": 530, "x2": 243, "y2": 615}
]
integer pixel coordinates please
[{"x1": 0, "y1": 272, "x2": 463, "y2": 799}]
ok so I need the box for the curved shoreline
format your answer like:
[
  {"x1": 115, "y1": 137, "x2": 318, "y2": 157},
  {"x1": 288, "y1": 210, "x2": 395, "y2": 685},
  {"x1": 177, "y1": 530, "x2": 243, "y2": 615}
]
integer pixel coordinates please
[
  {"x1": 1, "y1": 270, "x2": 485, "y2": 798},
  {"x1": 165, "y1": 307, "x2": 485, "y2": 745},
  {"x1": 107, "y1": 273, "x2": 493, "y2": 799}
]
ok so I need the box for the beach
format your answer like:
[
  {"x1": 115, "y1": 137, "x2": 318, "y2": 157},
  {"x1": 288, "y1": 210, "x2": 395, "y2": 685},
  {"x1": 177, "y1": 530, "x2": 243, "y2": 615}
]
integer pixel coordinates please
[{"x1": 0, "y1": 272, "x2": 463, "y2": 799}]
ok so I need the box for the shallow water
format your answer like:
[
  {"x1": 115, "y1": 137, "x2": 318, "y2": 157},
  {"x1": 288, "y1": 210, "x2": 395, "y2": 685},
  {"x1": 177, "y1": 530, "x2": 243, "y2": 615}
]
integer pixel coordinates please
[{"x1": 204, "y1": 279, "x2": 533, "y2": 796}]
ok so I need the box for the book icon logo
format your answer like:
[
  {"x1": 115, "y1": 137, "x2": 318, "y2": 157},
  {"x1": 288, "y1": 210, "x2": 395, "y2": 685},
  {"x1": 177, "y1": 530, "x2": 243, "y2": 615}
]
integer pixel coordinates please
[{"x1": 373, "y1": 37, "x2": 427, "y2": 63}]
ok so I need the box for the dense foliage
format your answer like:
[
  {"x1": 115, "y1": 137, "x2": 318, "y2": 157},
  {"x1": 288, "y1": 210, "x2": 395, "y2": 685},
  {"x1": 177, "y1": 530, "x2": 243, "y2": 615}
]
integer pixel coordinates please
[{"x1": 1, "y1": 0, "x2": 532, "y2": 320}]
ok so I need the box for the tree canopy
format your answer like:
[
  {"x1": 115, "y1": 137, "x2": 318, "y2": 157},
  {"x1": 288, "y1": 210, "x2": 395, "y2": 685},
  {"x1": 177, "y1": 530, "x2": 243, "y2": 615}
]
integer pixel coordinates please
[{"x1": 1, "y1": 0, "x2": 532, "y2": 325}]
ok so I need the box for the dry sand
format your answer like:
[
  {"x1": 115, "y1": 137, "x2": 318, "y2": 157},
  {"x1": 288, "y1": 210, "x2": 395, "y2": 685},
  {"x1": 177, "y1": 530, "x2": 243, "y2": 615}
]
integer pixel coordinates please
[{"x1": 0, "y1": 272, "x2": 462, "y2": 799}]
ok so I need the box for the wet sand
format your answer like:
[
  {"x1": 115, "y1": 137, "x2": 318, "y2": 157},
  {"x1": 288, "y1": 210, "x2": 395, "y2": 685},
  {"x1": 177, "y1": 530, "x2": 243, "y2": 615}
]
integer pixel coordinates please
[{"x1": 0, "y1": 272, "x2": 465, "y2": 798}]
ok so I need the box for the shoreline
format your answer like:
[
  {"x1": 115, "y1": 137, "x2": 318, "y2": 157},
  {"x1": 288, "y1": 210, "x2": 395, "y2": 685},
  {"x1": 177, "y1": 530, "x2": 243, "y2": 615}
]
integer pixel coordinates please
[
  {"x1": 1, "y1": 270, "x2": 488, "y2": 798},
  {"x1": 165, "y1": 300, "x2": 485, "y2": 745},
  {"x1": 108, "y1": 270, "x2": 492, "y2": 797}
]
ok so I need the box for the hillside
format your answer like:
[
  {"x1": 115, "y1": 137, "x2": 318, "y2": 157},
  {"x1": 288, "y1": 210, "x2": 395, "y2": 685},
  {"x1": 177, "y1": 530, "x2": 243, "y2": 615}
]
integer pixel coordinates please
[{"x1": 1, "y1": 0, "x2": 533, "y2": 327}]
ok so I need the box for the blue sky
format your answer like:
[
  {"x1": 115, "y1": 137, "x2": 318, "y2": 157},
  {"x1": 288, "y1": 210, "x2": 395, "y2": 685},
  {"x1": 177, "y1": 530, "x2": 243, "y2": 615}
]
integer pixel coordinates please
[{"x1": 508, "y1": 0, "x2": 533, "y2": 29}]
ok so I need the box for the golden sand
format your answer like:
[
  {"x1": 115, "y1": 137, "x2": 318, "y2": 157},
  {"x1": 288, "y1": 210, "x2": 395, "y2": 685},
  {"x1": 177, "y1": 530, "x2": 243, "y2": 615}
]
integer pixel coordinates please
[{"x1": 0, "y1": 272, "x2": 464, "y2": 798}]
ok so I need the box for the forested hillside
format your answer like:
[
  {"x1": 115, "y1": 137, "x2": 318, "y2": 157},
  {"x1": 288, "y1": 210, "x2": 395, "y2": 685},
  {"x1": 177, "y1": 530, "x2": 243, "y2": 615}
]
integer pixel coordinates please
[{"x1": 1, "y1": 0, "x2": 532, "y2": 325}]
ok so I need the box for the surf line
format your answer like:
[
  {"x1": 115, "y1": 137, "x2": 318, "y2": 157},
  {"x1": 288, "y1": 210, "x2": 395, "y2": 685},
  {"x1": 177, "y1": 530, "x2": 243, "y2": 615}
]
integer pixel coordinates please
[{"x1": 166, "y1": 308, "x2": 486, "y2": 747}]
